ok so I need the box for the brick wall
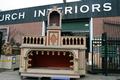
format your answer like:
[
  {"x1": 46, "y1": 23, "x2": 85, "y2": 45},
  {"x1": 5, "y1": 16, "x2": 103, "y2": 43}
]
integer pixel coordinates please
[
  {"x1": 93, "y1": 17, "x2": 120, "y2": 37},
  {"x1": 7, "y1": 22, "x2": 42, "y2": 44}
]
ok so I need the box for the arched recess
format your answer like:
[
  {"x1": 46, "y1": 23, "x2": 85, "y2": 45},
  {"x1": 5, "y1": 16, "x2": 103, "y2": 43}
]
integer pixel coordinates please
[
  {"x1": 49, "y1": 11, "x2": 60, "y2": 26},
  {"x1": 27, "y1": 50, "x2": 74, "y2": 69}
]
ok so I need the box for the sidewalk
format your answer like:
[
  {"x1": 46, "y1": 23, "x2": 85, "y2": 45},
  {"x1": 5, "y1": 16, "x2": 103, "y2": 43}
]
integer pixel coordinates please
[
  {"x1": 0, "y1": 70, "x2": 120, "y2": 80},
  {"x1": 0, "y1": 70, "x2": 21, "y2": 80},
  {"x1": 0, "y1": 68, "x2": 8, "y2": 72},
  {"x1": 80, "y1": 74, "x2": 120, "y2": 80}
]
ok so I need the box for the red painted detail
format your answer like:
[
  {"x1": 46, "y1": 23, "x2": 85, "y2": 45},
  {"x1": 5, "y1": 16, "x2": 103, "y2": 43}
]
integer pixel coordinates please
[{"x1": 28, "y1": 51, "x2": 73, "y2": 69}]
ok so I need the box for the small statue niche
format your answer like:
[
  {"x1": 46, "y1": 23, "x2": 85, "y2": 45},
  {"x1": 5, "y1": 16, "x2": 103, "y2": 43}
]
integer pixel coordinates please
[
  {"x1": 47, "y1": 7, "x2": 62, "y2": 46},
  {"x1": 49, "y1": 11, "x2": 60, "y2": 26}
]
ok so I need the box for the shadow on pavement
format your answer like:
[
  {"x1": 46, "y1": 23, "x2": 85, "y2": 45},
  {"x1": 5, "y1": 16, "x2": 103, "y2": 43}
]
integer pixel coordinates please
[{"x1": 0, "y1": 68, "x2": 8, "y2": 73}]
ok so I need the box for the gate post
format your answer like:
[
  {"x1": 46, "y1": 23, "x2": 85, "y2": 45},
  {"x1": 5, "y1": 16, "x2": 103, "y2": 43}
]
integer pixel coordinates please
[
  {"x1": 102, "y1": 32, "x2": 108, "y2": 76},
  {"x1": 91, "y1": 40, "x2": 93, "y2": 72}
]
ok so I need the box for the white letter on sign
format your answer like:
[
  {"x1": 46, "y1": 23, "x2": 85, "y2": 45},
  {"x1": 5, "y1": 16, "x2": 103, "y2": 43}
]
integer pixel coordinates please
[
  {"x1": 65, "y1": 7, "x2": 73, "y2": 14},
  {"x1": 92, "y1": 4, "x2": 101, "y2": 12},
  {"x1": 103, "y1": 3, "x2": 112, "y2": 11},
  {"x1": 11, "y1": 13, "x2": 17, "y2": 20},
  {"x1": 80, "y1": 5, "x2": 90, "y2": 13}
]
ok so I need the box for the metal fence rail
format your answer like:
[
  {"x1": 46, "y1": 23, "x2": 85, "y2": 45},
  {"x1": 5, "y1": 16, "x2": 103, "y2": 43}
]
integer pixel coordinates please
[{"x1": 92, "y1": 33, "x2": 120, "y2": 75}]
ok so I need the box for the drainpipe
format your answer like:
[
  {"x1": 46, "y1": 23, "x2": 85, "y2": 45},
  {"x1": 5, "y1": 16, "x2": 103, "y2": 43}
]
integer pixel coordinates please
[
  {"x1": 42, "y1": 21, "x2": 45, "y2": 36},
  {"x1": 90, "y1": 18, "x2": 93, "y2": 53},
  {"x1": 6, "y1": 26, "x2": 9, "y2": 43}
]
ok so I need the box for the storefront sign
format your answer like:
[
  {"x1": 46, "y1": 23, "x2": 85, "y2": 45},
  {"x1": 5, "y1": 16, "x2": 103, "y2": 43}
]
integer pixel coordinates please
[{"x1": 0, "y1": 0, "x2": 120, "y2": 25}]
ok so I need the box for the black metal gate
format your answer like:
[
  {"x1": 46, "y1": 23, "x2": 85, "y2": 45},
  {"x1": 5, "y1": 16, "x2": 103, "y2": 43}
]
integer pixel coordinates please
[{"x1": 92, "y1": 33, "x2": 120, "y2": 75}]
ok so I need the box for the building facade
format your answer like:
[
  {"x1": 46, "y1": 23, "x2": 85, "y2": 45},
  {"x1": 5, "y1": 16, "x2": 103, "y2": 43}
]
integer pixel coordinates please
[{"x1": 0, "y1": 0, "x2": 120, "y2": 75}]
